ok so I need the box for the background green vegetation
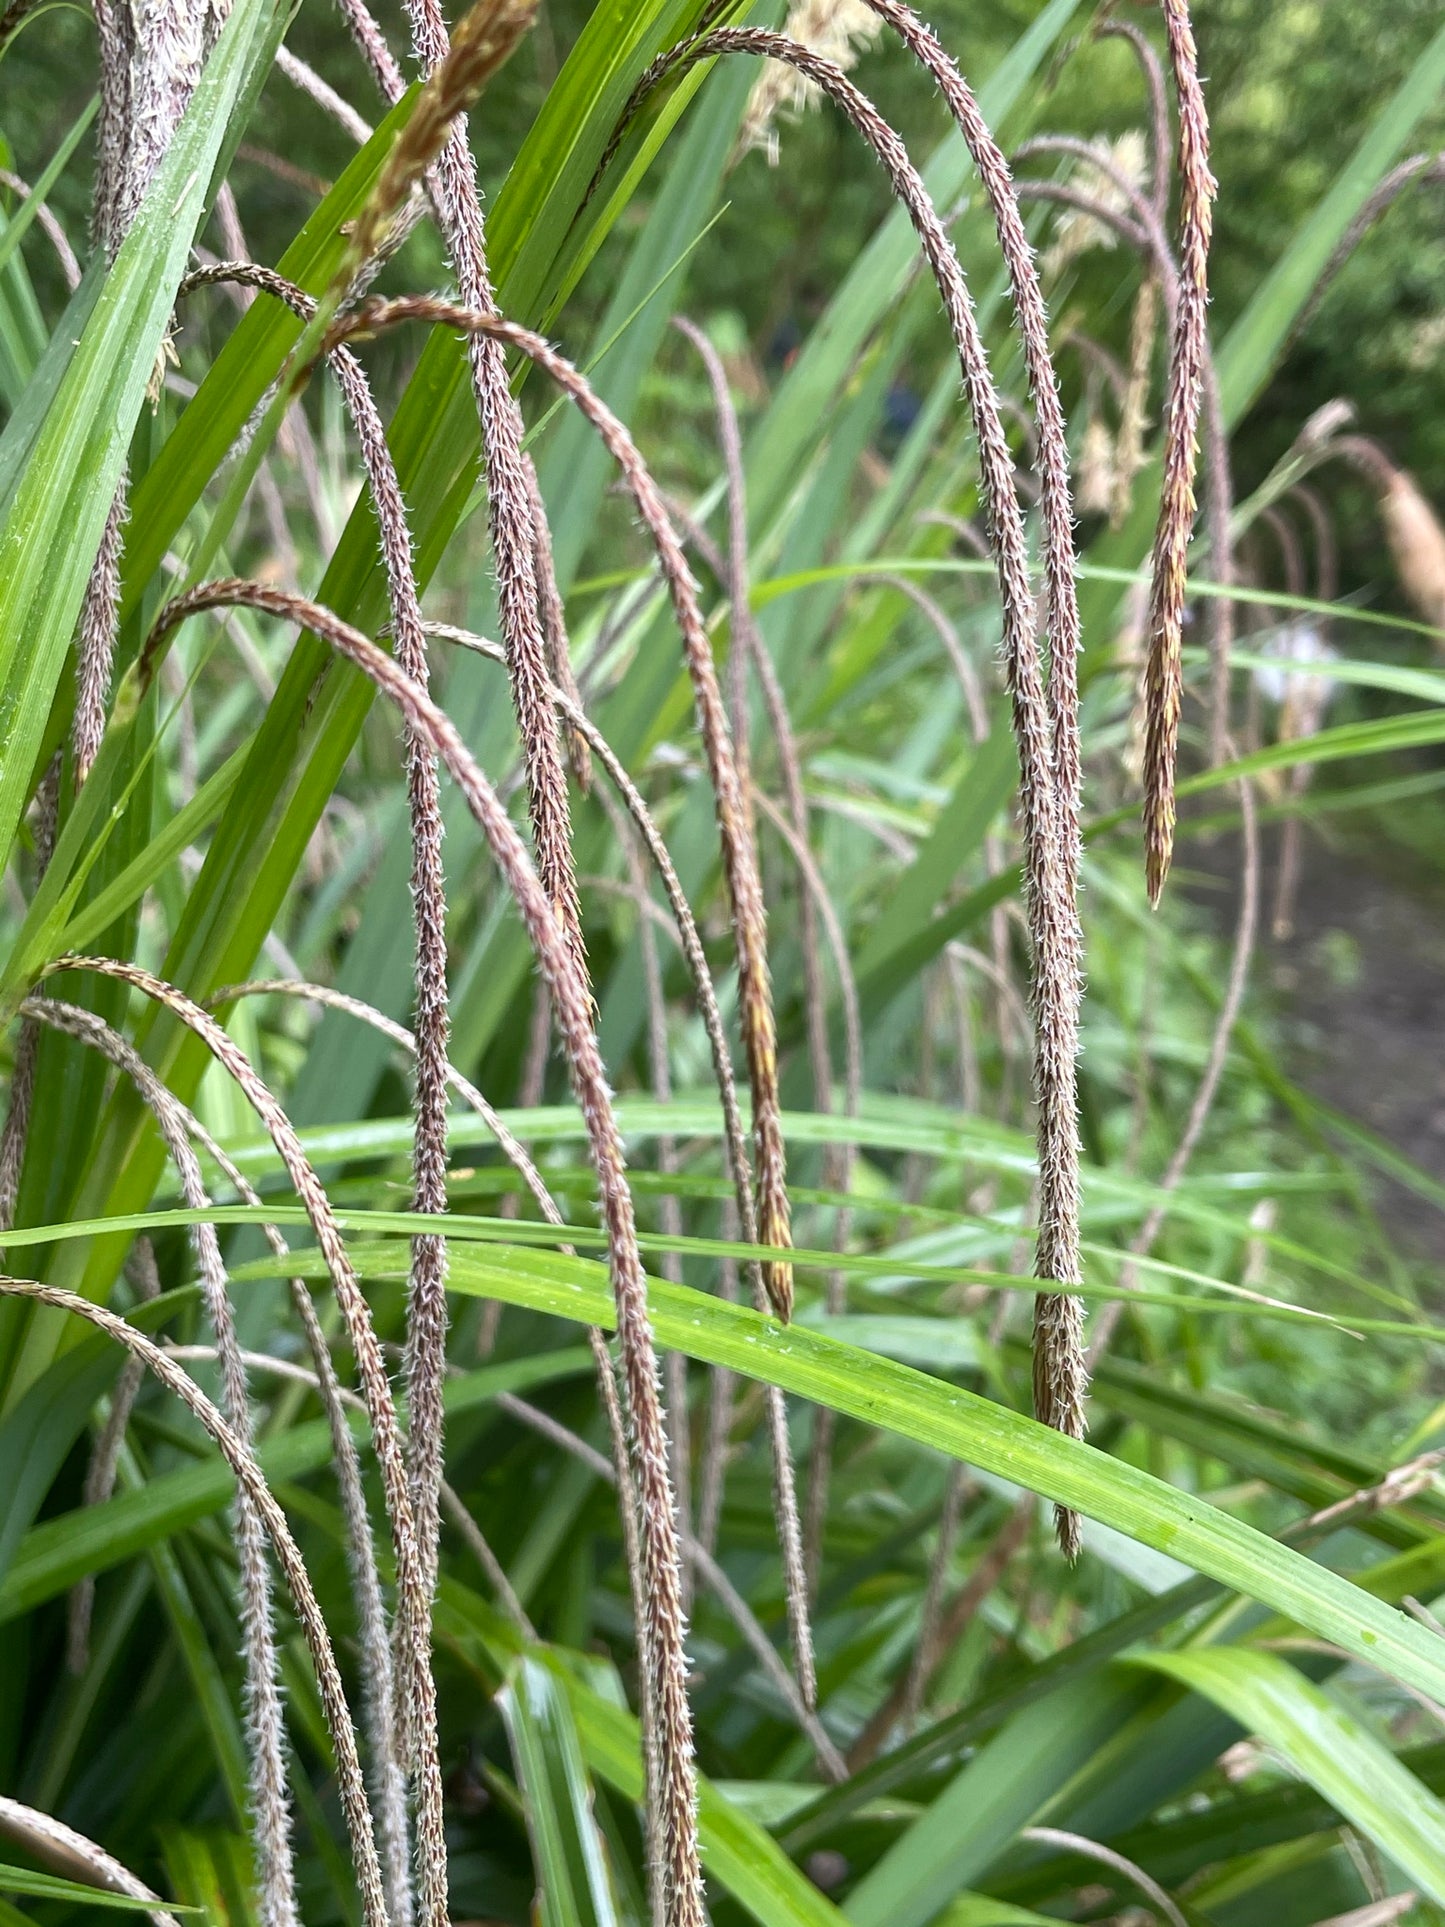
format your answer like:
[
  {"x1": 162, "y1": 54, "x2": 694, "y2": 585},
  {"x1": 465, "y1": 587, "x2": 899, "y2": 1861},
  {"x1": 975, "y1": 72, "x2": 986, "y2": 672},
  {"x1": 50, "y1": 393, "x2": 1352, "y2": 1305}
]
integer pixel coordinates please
[{"x1": 1, "y1": 1, "x2": 1444, "y2": 1924}]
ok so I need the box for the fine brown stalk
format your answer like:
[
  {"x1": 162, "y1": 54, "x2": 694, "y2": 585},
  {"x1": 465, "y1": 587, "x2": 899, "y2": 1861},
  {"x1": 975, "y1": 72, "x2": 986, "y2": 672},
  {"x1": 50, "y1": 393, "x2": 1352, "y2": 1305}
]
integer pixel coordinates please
[
  {"x1": 593, "y1": 784, "x2": 693, "y2": 1594},
  {"x1": 275, "y1": 44, "x2": 374, "y2": 143},
  {"x1": 18, "y1": 999, "x2": 299, "y2": 1927},
  {"x1": 608, "y1": 27, "x2": 1089, "y2": 1551},
  {"x1": 0, "y1": 168, "x2": 81, "y2": 288},
  {"x1": 857, "y1": 0, "x2": 1084, "y2": 914},
  {"x1": 0, "y1": 1280, "x2": 391, "y2": 1927},
  {"x1": 1021, "y1": 1828, "x2": 1188, "y2": 1927},
  {"x1": 665, "y1": 316, "x2": 794, "y2": 1323},
  {"x1": 1088, "y1": 769, "x2": 1259, "y2": 1361},
  {"x1": 1287, "y1": 152, "x2": 1444, "y2": 355},
  {"x1": 695, "y1": 1231, "x2": 739, "y2": 1564},
  {"x1": 67, "y1": 1239, "x2": 158, "y2": 1675},
  {"x1": 1142, "y1": 0, "x2": 1215, "y2": 904},
  {"x1": 0, "y1": 756, "x2": 58, "y2": 1241},
  {"x1": 45, "y1": 950, "x2": 446, "y2": 1927},
  {"x1": 177, "y1": 258, "x2": 454, "y2": 1651},
  {"x1": 848, "y1": 1492, "x2": 1033, "y2": 1768},
  {"x1": 338, "y1": 297, "x2": 794, "y2": 1326},
  {"x1": 497, "y1": 1387, "x2": 845, "y2": 1782},
  {"x1": 1093, "y1": 22, "x2": 1168, "y2": 535},
  {"x1": 1095, "y1": 19, "x2": 1171, "y2": 222},
  {"x1": 423, "y1": 617, "x2": 816, "y2": 1705},
  {"x1": 672, "y1": 318, "x2": 758, "y2": 798},
  {"x1": 0, "y1": 1795, "x2": 181, "y2": 1927},
  {"x1": 418, "y1": 622, "x2": 758, "y2": 1256},
  {"x1": 669, "y1": 316, "x2": 823, "y2": 1645},
  {"x1": 901, "y1": 1464, "x2": 968, "y2": 1731},
  {"x1": 142, "y1": 581, "x2": 705, "y2": 1927},
  {"x1": 750, "y1": 785, "x2": 864, "y2": 1596}
]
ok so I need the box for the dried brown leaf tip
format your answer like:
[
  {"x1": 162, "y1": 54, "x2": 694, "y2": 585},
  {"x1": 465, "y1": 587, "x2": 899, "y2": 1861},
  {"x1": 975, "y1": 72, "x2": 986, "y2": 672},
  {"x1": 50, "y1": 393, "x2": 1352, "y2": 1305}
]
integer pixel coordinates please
[
  {"x1": 1143, "y1": 0, "x2": 1215, "y2": 906},
  {"x1": 346, "y1": 0, "x2": 537, "y2": 269}
]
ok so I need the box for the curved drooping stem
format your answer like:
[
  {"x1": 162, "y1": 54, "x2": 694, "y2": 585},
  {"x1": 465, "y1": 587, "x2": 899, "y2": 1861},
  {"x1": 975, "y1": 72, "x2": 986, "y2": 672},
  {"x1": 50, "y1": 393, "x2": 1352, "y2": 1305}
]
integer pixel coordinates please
[
  {"x1": 0, "y1": 1795, "x2": 178, "y2": 1927},
  {"x1": 416, "y1": 622, "x2": 757, "y2": 1259},
  {"x1": 19, "y1": 999, "x2": 298, "y2": 1927},
  {"x1": 853, "y1": 0, "x2": 1083, "y2": 915},
  {"x1": 1089, "y1": 770, "x2": 1259, "y2": 1361},
  {"x1": 604, "y1": 24, "x2": 1091, "y2": 1548},
  {"x1": 383, "y1": 0, "x2": 587, "y2": 1010},
  {"x1": 125, "y1": 980, "x2": 414, "y2": 1925},
  {"x1": 1014, "y1": 154, "x2": 1235, "y2": 766},
  {"x1": 142, "y1": 579, "x2": 705, "y2": 1927},
  {"x1": 177, "y1": 261, "x2": 453, "y2": 1654},
  {"x1": 336, "y1": 295, "x2": 795, "y2": 1327},
  {"x1": 420, "y1": 617, "x2": 817, "y2": 1704},
  {"x1": 43, "y1": 951, "x2": 445, "y2": 1927},
  {"x1": 0, "y1": 1280, "x2": 390, "y2": 1927},
  {"x1": 1287, "y1": 152, "x2": 1444, "y2": 354}
]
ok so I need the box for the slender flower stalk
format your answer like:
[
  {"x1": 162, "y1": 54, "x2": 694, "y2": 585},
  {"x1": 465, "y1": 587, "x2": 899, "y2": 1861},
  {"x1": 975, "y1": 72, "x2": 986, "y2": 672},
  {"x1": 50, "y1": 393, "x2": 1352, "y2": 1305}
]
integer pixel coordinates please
[
  {"x1": 18, "y1": 1000, "x2": 299, "y2": 1927},
  {"x1": 44, "y1": 950, "x2": 447, "y2": 1927},
  {"x1": 178, "y1": 260, "x2": 454, "y2": 1658},
  {"x1": 142, "y1": 580, "x2": 706, "y2": 1927},
  {"x1": 337, "y1": 296, "x2": 795, "y2": 1325},
  {"x1": 605, "y1": 27, "x2": 1089, "y2": 1550},
  {"x1": 0, "y1": 1281, "x2": 391, "y2": 1927}
]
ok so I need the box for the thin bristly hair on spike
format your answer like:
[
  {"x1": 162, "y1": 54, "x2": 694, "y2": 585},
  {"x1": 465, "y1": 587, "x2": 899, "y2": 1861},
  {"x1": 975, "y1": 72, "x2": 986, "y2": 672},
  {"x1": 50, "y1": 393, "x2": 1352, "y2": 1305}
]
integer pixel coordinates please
[
  {"x1": 43, "y1": 951, "x2": 445, "y2": 1927},
  {"x1": 413, "y1": 616, "x2": 815, "y2": 1705},
  {"x1": 0, "y1": 1280, "x2": 390, "y2": 1927},
  {"x1": 175, "y1": 261, "x2": 452, "y2": 1716},
  {"x1": 597, "y1": 26, "x2": 1088, "y2": 1555},
  {"x1": 140, "y1": 581, "x2": 706, "y2": 1927},
  {"x1": 0, "y1": 1794, "x2": 181, "y2": 1927},
  {"x1": 1142, "y1": 0, "x2": 1215, "y2": 905},
  {"x1": 338, "y1": 296, "x2": 796, "y2": 1330},
  {"x1": 19, "y1": 997, "x2": 299, "y2": 1927}
]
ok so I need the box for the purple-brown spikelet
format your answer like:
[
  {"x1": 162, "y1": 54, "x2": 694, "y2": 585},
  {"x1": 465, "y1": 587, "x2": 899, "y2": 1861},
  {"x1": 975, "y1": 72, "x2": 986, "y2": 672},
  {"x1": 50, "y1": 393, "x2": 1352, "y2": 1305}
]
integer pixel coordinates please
[
  {"x1": 0, "y1": 1281, "x2": 390, "y2": 1927},
  {"x1": 140, "y1": 582, "x2": 708, "y2": 1927},
  {"x1": 1143, "y1": 0, "x2": 1214, "y2": 906},
  {"x1": 46, "y1": 948, "x2": 449, "y2": 1927},
  {"x1": 615, "y1": 31, "x2": 1091, "y2": 1550}
]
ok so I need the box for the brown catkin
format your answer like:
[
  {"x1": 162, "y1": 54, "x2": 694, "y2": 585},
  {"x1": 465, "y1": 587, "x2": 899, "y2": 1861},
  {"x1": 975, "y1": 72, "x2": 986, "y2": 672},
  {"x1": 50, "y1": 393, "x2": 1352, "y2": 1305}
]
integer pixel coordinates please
[
  {"x1": 339, "y1": 295, "x2": 794, "y2": 1325},
  {"x1": 0, "y1": 1281, "x2": 389, "y2": 1927},
  {"x1": 142, "y1": 582, "x2": 707, "y2": 1927},
  {"x1": 615, "y1": 30, "x2": 1090, "y2": 1547},
  {"x1": 1142, "y1": 0, "x2": 1215, "y2": 905},
  {"x1": 45, "y1": 950, "x2": 443, "y2": 1927}
]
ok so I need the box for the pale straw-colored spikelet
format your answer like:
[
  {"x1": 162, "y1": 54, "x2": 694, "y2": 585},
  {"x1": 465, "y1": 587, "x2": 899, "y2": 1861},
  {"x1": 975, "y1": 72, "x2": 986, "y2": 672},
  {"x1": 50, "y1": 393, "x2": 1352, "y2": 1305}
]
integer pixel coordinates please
[
  {"x1": 1041, "y1": 130, "x2": 1148, "y2": 277},
  {"x1": 740, "y1": 0, "x2": 883, "y2": 159},
  {"x1": 1380, "y1": 466, "x2": 1445, "y2": 636}
]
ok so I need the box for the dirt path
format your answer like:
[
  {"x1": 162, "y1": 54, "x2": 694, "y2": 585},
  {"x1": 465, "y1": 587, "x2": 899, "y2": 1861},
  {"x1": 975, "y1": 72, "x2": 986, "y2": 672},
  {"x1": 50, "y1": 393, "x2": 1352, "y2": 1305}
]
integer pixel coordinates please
[{"x1": 1267, "y1": 826, "x2": 1445, "y2": 1261}]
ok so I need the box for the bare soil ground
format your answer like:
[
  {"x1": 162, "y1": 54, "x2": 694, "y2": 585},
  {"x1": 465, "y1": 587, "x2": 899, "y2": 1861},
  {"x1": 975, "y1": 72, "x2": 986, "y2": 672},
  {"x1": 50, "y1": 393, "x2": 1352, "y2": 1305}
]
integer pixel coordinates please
[{"x1": 1264, "y1": 822, "x2": 1445, "y2": 1262}]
